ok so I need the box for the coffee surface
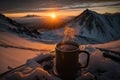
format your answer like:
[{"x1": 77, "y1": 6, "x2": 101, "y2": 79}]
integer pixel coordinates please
[{"x1": 58, "y1": 44, "x2": 78, "y2": 51}]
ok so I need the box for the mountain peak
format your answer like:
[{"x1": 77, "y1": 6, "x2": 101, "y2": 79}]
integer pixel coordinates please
[
  {"x1": 0, "y1": 13, "x2": 8, "y2": 20},
  {"x1": 71, "y1": 9, "x2": 98, "y2": 23},
  {"x1": 0, "y1": 13, "x2": 4, "y2": 16},
  {"x1": 82, "y1": 9, "x2": 97, "y2": 15},
  {"x1": 84, "y1": 9, "x2": 90, "y2": 12}
]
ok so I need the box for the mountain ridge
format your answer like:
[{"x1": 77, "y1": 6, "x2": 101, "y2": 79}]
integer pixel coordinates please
[
  {"x1": 0, "y1": 10, "x2": 120, "y2": 44},
  {"x1": 68, "y1": 9, "x2": 120, "y2": 43},
  {"x1": 0, "y1": 13, "x2": 41, "y2": 38}
]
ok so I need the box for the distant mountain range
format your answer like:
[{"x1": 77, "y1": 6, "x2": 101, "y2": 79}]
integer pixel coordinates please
[
  {"x1": 23, "y1": 14, "x2": 40, "y2": 18},
  {"x1": 68, "y1": 9, "x2": 120, "y2": 43},
  {"x1": 0, "y1": 9, "x2": 120, "y2": 44}
]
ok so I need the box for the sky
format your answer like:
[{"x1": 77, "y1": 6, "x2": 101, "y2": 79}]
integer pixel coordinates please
[{"x1": 0, "y1": 0, "x2": 120, "y2": 18}]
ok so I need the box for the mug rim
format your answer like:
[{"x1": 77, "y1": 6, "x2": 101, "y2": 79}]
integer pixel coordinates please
[{"x1": 56, "y1": 41, "x2": 80, "y2": 53}]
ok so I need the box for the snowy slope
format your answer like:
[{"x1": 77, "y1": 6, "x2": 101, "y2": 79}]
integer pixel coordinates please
[
  {"x1": 68, "y1": 9, "x2": 120, "y2": 43},
  {"x1": 0, "y1": 13, "x2": 24, "y2": 30},
  {"x1": 0, "y1": 13, "x2": 41, "y2": 38},
  {"x1": 0, "y1": 30, "x2": 55, "y2": 74}
]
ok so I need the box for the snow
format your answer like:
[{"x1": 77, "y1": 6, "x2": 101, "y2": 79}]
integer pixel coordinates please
[
  {"x1": 78, "y1": 45, "x2": 120, "y2": 80},
  {"x1": 0, "y1": 47, "x2": 39, "y2": 74},
  {"x1": 6, "y1": 68, "x2": 53, "y2": 80},
  {"x1": 92, "y1": 40, "x2": 120, "y2": 52},
  {"x1": 0, "y1": 31, "x2": 55, "y2": 74},
  {"x1": 0, "y1": 31, "x2": 55, "y2": 51},
  {"x1": 87, "y1": 50, "x2": 120, "y2": 80}
]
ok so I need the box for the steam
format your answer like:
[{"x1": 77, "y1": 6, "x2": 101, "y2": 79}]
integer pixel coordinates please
[{"x1": 63, "y1": 26, "x2": 75, "y2": 43}]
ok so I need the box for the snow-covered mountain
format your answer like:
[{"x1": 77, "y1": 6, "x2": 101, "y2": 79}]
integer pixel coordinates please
[
  {"x1": 0, "y1": 10, "x2": 120, "y2": 44},
  {"x1": 0, "y1": 13, "x2": 41, "y2": 38},
  {"x1": 0, "y1": 13, "x2": 64, "y2": 44},
  {"x1": 68, "y1": 9, "x2": 120, "y2": 43},
  {"x1": 0, "y1": 13, "x2": 19, "y2": 31}
]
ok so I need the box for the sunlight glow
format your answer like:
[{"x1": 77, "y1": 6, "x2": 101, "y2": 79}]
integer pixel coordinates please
[{"x1": 51, "y1": 13, "x2": 56, "y2": 19}]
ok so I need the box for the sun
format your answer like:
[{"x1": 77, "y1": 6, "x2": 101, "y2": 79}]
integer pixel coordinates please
[{"x1": 51, "y1": 13, "x2": 56, "y2": 19}]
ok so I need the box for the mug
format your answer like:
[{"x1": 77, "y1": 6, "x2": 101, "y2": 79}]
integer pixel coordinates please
[{"x1": 54, "y1": 41, "x2": 90, "y2": 80}]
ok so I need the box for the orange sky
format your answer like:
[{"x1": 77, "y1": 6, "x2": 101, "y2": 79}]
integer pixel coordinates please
[
  {"x1": 4, "y1": 8, "x2": 120, "y2": 18},
  {"x1": 4, "y1": 10, "x2": 81, "y2": 18}
]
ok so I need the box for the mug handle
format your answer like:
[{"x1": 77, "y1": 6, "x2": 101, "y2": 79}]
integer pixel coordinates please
[{"x1": 79, "y1": 50, "x2": 90, "y2": 68}]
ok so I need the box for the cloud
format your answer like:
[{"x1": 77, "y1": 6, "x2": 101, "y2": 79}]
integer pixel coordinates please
[{"x1": 0, "y1": 0, "x2": 120, "y2": 13}]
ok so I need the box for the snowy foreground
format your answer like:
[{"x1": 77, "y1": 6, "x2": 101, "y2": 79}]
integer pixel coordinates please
[
  {"x1": 0, "y1": 31, "x2": 55, "y2": 74},
  {"x1": 0, "y1": 31, "x2": 120, "y2": 80},
  {"x1": 0, "y1": 44, "x2": 120, "y2": 80}
]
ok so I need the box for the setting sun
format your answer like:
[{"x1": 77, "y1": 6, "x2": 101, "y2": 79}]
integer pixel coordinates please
[{"x1": 51, "y1": 13, "x2": 56, "y2": 19}]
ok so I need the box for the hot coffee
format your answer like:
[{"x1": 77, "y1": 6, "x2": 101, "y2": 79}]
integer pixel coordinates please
[{"x1": 58, "y1": 44, "x2": 77, "y2": 51}]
